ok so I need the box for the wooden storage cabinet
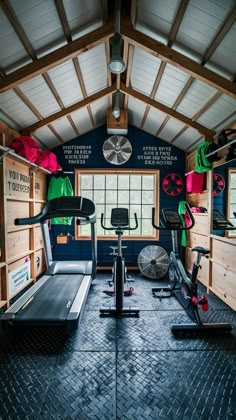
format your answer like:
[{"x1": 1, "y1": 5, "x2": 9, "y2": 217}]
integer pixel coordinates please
[
  {"x1": 191, "y1": 213, "x2": 209, "y2": 236},
  {"x1": 211, "y1": 263, "x2": 236, "y2": 310},
  {"x1": 0, "y1": 146, "x2": 47, "y2": 308},
  {"x1": 187, "y1": 231, "x2": 209, "y2": 249},
  {"x1": 210, "y1": 237, "x2": 236, "y2": 310}
]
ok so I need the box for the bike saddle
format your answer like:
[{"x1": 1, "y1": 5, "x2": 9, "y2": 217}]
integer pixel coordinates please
[{"x1": 192, "y1": 246, "x2": 210, "y2": 255}]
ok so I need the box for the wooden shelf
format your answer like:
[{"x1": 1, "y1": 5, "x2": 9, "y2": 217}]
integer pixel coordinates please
[
  {"x1": 7, "y1": 250, "x2": 34, "y2": 265},
  {"x1": 6, "y1": 196, "x2": 34, "y2": 202},
  {"x1": 0, "y1": 145, "x2": 52, "y2": 174}
]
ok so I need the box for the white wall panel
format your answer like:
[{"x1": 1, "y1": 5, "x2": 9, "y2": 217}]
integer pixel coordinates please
[
  {"x1": 155, "y1": 64, "x2": 190, "y2": 107},
  {"x1": 90, "y1": 97, "x2": 109, "y2": 127},
  {"x1": 0, "y1": 90, "x2": 38, "y2": 127},
  {"x1": 158, "y1": 118, "x2": 185, "y2": 141},
  {"x1": 9, "y1": 0, "x2": 65, "y2": 55},
  {"x1": 143, "y1": 108, "x2": 167, "y2": 135},
  {"x1": 197, "y1": 95, "x2": 236, "y2": 129},
  {"x1": 51, "y1": 118, "x2": 77, "y2": 142},
  {"x1": 131, "y1": 48, "x2": 162, "y2": 97},
  {"x1": 177, "y1": 81, "x2": 217, "y2": 118},
  {"x1": 0, "y1": 8, "x2": 31, "y2": 72},
  {"x1": 173, "y1": 127, "x2": 201, "y2": 150},
  {"x1": 48, "y1": 60, "x2": 84, "y2": 107},
  {"x1": 35, "y1": 126, "x2": 62, "y2": 149},
  {"x1": 128, "y1": 97, "x2": 147, "y2": 127},
  {"x1": 19, "y1": 75, "x2": 61, "y2": 117},
  {"x1": 70, "y1": 108, "x2": 93, "y2": 134},
  {"x1": 78, "y1": 44, "x2": 108, "y2": 96}
]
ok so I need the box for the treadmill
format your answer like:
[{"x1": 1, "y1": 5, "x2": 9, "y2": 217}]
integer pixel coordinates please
[{"x1": 1, "y1": 196, "x2": 97, "y2": 330}]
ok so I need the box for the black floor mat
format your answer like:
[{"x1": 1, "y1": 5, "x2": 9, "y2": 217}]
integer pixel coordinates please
[{"x1": 0, "y1": 272, "x2": 236, "y2": 420}]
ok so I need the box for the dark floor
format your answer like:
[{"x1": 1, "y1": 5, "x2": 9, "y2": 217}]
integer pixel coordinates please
[{"x1": 0, "y1": 272, "x2": 236, "y2": 420}]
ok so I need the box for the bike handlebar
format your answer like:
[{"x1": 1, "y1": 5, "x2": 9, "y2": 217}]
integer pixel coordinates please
[
  {"x1": 101, "y1": 213, "x2": 138, "y2": 231},
  {"x1": 152, "y1": 203, "x2": 195, "y2": 231}
]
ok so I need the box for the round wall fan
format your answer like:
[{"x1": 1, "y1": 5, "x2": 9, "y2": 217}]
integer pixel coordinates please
[
  {"x1": 162, "y1": 173, "x2": 184, "y2": 196},
  {"x1": 213, "y1": 173, "x2": 225, "y2": 196},
  {"x1": 138, "y1": 246, "x2": 169, "y2": 279},
  {"x1": 103, "y1": 136, "x2": 132, "y2": 165}
]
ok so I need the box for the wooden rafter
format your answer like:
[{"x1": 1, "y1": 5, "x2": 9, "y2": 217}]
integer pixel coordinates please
[
  {"x1": 120, "y1": 83, "x2": 215, "y2": 139},
  {"x1": 0, "y1": 20, "x2": 114, "y2": 93},
  {"x1": 121, "y1": 18, "x2": 236, "y2": 98},
  {"x1": 21, "y1": 84, "x2": 116, "y2": 134},
  {"x1": 168, "y1": 0, "x2": 189, "y2": 47}
]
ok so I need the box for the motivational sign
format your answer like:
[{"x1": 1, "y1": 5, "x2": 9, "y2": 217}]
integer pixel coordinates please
[
  {"x1": 7, "y1": 168, "x2": 30, "y2": 193},
  {"x1": 137, "y1": 146, "x2": 178, "y2": 166},
  {"x1": 8, "y1": 258, "x2": 31, "y2": 298},
  {"x1": 62, "y1": 145, "x2": 92, "y2": 165}
]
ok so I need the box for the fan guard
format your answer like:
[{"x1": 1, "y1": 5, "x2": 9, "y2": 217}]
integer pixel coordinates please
[
  {"x1": 103, "y1": 136, "x2": 132, "y2": 165},
  {"x1": 138, "y1": 246, "x2": 169, "y2": 279}
]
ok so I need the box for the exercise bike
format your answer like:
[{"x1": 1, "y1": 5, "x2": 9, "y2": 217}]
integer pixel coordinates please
[
  {"x1": 151, "y1": 203, "x2": 233, "y2": 334},
  {"x1": 102, "y1": 244, "x2": 135, "y2": 297},
  {"x1": 100, "y1": 208, "x2": 140, "y2": 317}
]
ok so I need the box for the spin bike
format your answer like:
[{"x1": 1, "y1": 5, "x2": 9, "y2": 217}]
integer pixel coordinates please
[
  {"x1": 151, "y1": 203, "x2": 233, "y2": 334},
  {"x1": 100, "y1": 208, "x2": 140, "y2": 317}
]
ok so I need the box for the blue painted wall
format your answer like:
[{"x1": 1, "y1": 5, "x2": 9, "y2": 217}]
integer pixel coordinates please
[{"x1": 48, "y1": 125, "x2": 186, "y2": 266}]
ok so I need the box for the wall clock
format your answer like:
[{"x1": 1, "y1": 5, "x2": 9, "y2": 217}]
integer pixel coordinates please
[{"x1": 162, "y1": 173, "x2": 184, "y2": 196}]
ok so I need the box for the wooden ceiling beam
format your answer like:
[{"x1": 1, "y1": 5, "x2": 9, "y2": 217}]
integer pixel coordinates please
[
  {"x1": 121, "y1": 19, "x2": 236, "y2": 99},
  {"x1": 120, "y1": 82, "x2": 215, "y2": 139},
  {"x1": 0, "y1": 20, "x2": 114, "y2": 93},
  {"x1": 20, "y1": 84, "x2": 116, "y2": 134}
]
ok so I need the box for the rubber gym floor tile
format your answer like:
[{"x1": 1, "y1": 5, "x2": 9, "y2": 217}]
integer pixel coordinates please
[
  {"x1": 116, "y1": 350, "x2": 236, "y2": 420},
  {"x1": 0, "y1": 353, "x2": 55, "y2": 420},
  {"x1": 62, "y1": 310, "x2": 116, "y2": 352},
  {"x1": 158, "y1": 310, "x2": 236, "y2": 351},
  {"x1": 39, "y1": 351, "x2": 116, "y2": 420},
  {"x1": 116, "y1": 311, "x2": 170, "y2": 351}
]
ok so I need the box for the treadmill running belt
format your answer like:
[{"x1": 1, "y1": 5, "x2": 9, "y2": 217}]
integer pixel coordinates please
[{"x1": 15, "y1": 274, "x2": 84, "y2": 322}]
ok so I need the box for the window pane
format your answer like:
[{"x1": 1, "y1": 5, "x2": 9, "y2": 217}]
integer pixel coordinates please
[
  {"x1": 143, "y1": 175, "x2": 154, "y2": 190},
  {"x1": 80, "y1": 224, "x2": 91, "y2": 236},
  {"x1": 106, "y1": 190, "x2": 117, "y2": 203},
  {"x1": 118, "y1": 190, "x2": 129, "y2": 204},
  {"x1": 118, "y1": 175, "x2": 129, "y2": 189},
  {"x1": 142, "y1": 190, "x2": 154, "y2": 204},
  {"x1": 106, "y1": 204, "x2": 117, "y2": 219},
  {"x1": 80, "y1": 189, "x2": 93, "y2": 200},
  {"x1": 142, "y1": 205, "x2": 153, "y2": 220},
  {"x1": 130, "y1": 175, "x2": 141, "y2": 190},
  {"x1": 142, "y1": 219, "x2": 154, "y2": 236},
  {"x1": 95, "y1": 204, "x2": 104, "y2": 219},
  {"x1": 106, "y1": 174, "x2": 117, "y2": 189},
  {"x1": 94, "y1": 190, "x2": 105, "y2": 204},
  {"x1": 81, "y1": 175, "x2": 93, "y2": 189},
  {"x1": 130, "y1": 190, "x2": 141, "y2": 204},
  {"x1": 94, "y1": 174, "x2": 105, "y2": 190},
  {"x1": 130, "y1": 204, "x2": 141, "y2": 218}
]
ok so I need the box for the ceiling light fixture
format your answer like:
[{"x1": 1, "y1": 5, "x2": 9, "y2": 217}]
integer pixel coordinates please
[
  {"x1": 112, "y1": 90, "x2": 121, "y2": 119},
  {"x1": 108, "y1": 0, "x2": 126, "y2": 74}
]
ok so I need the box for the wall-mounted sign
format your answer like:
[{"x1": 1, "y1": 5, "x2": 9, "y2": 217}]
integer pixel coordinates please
[
  {"x1": 137, "y1": 146, "x2": 178, "y2": 166},
  {"x1": 8, "y1": 258, "x2": 31, "y2": 298},
  {"x1": 62, "y1": 144, "x2": 92, "y2": 166}
]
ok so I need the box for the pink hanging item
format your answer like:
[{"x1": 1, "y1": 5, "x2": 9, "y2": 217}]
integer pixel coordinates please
[
  {"x1": 11, "y1": 136, "x2": 40, "y2": 163},
  {"x1": 186, "y1": 171, "x2": 205, "y2": 194}
]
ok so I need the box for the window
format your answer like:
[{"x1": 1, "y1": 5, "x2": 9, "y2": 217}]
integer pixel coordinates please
[
  {"x1": 75, "y1": 169, "x2": 159, "y2": 239},
  {"x1": 227, "y1": 168, "x2": 236, "y2": 237}
]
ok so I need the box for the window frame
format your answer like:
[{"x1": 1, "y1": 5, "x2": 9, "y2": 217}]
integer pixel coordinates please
[{"x1": 75, "y1": 168, "x2": 159, "y2": 240}]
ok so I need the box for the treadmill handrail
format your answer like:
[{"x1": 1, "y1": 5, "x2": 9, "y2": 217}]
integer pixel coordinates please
[{"x1": 15, "y1": 196, "x2": 96, "y2": 225}]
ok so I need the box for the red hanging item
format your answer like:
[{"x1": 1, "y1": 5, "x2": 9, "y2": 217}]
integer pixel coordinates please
[
  {"x1": 11, "y1": 136, "x2": 40, "y2": 163},
  {"x1": 36, "y1": 150, "x2": 62, "y2": 173}
]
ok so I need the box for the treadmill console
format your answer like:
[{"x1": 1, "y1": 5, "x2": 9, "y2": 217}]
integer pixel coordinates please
[
  {"x1": 162, "y1": 209, "x2": 182, "y2": 228},
  {"x1": 213, "y1": 209, "x2": 235, "y2": 229},
  {"x1": 111, "y1": 208, "x2": 129, "y2": 227}
]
